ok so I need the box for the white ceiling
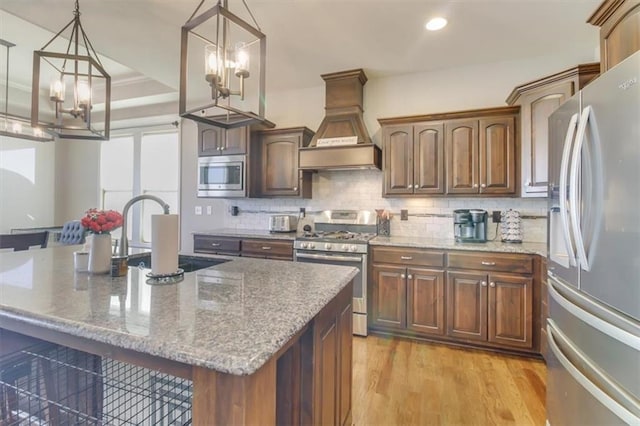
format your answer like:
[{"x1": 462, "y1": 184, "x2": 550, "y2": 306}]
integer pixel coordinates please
[{"x1": 0, "y1": 0, "x2": 602, "y2": 116}]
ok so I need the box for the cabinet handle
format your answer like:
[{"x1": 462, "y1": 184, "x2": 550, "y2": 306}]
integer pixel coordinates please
[
  {"x1": 481, "y1": 183, "x2": 486, "y2": 188},
  {"x1": 211, "y1": 243, "x2": 221, "y2": 247},
  {"x1": 481, "y1": 281, "x2": 487, "y2": 287},
  {"x1": 489, "y1": 282, "x2": 495, "y2": 287},
  {"x1": 473, "y1": 183, "x2": 479, "y2": 188},
  {"x1": 261, "y1": 246, "x2": 272, "y2": 250},
  {"x1": 414, "y1": 184, "x2": 418, "y2": 189},
  {"x1": 407, "y1": 274, "x2": 413, "y2": 279},
  {"x1": 400, "y1": 256, "x2": 413, "y2": 260},
  {"x1": 401, "y1": 274, "x2": 406, "y2": 279},
  {"x1": 481, "y1": 261, "x2": 496, "y2": 266}
]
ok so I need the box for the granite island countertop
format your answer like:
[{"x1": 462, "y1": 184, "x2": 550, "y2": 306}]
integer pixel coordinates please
[
  {"x1": 193, "y1": 228, "x2": 297, "y2": 240},
  {"x1": 0, "y1": 246, "x2": 357, "y2": 375},
  {"x1": 370, "y1": 236, "x2": 547, "y2": 257}
]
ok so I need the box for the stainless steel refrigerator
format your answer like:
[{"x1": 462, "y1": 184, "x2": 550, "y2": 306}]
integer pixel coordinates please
[{"x1": 547, "y1": 50, "x2": 640, "y2": 425}]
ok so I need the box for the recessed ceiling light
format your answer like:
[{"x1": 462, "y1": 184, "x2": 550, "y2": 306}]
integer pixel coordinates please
[{"x1": 425, "y1": 17, "x2": 447, "y2": 31}]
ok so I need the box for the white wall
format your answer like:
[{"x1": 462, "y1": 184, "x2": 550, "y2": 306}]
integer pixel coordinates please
[
  {"x1": 0, "y1": 135, "x2": 56, "y2": 232},
  {"x1": 180, "y1": 51, "x2": 602, "y2": 247}
]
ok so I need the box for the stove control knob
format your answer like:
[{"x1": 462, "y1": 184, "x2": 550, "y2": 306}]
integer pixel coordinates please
[
  {"x1": 342, "y1": 244, "x2": 348, "y2": 251},
  {"x1": 310, "y1": 243, "x2": 316, "y2": 249},
  {"x1": 325, "y1": 243, "x2": 332, "y2": 250},
  {"x1": 350, "y1": 245, "x2": 358, "y2": 252},
  {"x1": 300, "y1": 242, "x2": 307, "y2": 249}
]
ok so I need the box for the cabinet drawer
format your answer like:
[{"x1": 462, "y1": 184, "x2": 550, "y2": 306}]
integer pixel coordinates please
[
  {"x1": 194, "y1": 235, "x2": 241, "y2": 254},
  {"x1": 447, "y1": 252, "x2": 533, "y2": 274},
  {"x1": 242, "y1": 239, "x2": 293, "y2": 259},
  {"x1": 371, "y1": 247, "x2": 445, "y2": 267}
]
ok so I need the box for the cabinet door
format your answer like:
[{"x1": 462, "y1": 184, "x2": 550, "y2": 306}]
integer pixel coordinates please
[
  {"x1": 222, "y1": 126, "x2": 248, "y2": 155},
  {"x1": 446, "y1": 271, "x2": 487, "y2": 341},
  {"x1": 338, "y1": 299, "x2": 353, "y2": 426},
  {"x1": 261, "y1": 134, "x2": 300, "y2": 196},
  {"x1": 370, "y1": 265, "x2": 406, "y2": 330},
  {"x1": 406, "y1": 268, "x2": 445, "y2": 336},
  {"x1": 414, "y1": 123, "x2": 445, "y2": 194},
  {"x1": 315, "y1": 311, "x2": 338, "y2": 426},
  {"x1": 198, "y1": 124, "x2": 224, "y2": 156},
  {"x1": 479, "y1": 116, "x2": 516, "y2": 195},
  {"x1": 383, "y1": 125, "x2": 414, "y2": 195},
  {"x1": 446, "y1": 119, "x2": 478, "y2": 194},
  {"x1": 488, "y1": 273, "x2": 533, "y2": 349},
  {"x1": 520, "y1": 81, "x2": 574, "y2": 196},
  {"x1": 599, "y1": 1, "x2": 640, "y2": 71}
]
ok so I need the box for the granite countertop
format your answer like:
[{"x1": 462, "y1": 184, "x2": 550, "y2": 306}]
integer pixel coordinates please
[
  {"x1": 194, "y1": 228, "x2": 297, "y2": 240},
  {"x1": 370, "y1": 236, "x2": 547, "y2": 257},
  {"x1": 0, "y1": 246, "x2": 357, "y2": 375}
]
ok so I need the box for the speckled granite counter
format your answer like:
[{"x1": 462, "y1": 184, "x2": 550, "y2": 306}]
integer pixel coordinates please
[
  {"x1": 0, "y1": 245, "x2": 356, "y2": 375},
  {"x1": 194, "y1": 228, "x2": 297, "y2": 240},
  {"x1": 370, "y1": 236, "x2": 547, "y2": 257}
]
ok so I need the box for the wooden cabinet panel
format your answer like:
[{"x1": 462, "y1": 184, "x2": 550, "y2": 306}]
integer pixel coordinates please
[
  {"x1": 338, "y1": 301, "x2": 353, "y2": 426},
  {"x1": 488, "y1": 273, "x2": 533, "y2": 348},
  {"x1": 254, "y1": 127, "x2": 313, "y2": 198},
  {"x1": 414, "y1": 123, "x2": 445, "y2": 194},
  {"x1": 446, "y1": 120, "x2": 479, "y2": 194},
  {"x1": 407, "y1": 268, "x2": 445, "y2": 336},
  {"x1": 370, "y1": 265, "x2": 406, "y2": 329},
  {"x1": 384, "y1": 125, "x2": 414, "y2": 194},
  {"x1": 446, "y1": 271, "x2": 487, "y2": 341},
  {"x1": 590, "y1": 0, "x2": 640, "y2": 71},
  {"x1": 479, "y1": 117, "x2": 516, "y2": 194},
  {"x1": 371, "y1": 246, "x2": 445, "y2": 268},
  {"x1": 241, "y1": 239, "x2": 293, "y2": 260},
  {"x1": 318, "y1": 320, "x2": 337, "y2": 426},
  {"x1": 193, "y1": 235, "x2": 241, "y2": 255},
  {"x1": 198, "y1": 123, "x2": 248, "y2": 156},
  {"x1": 447, "y1": 251, "x2": 533, "y2": 274}
]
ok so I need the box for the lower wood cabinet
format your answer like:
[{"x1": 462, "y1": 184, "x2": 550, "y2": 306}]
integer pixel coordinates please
[
  {"x1": 193, "y1": 234, "x2": 293, "y2": 261},
  {"x1": 369, "y1": 246, "x2": 540, "y2": 355}
]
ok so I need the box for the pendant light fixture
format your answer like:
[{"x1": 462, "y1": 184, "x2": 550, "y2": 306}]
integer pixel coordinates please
[
  {"x1": 1, "y1": 39, "x2": 54, "y2": 142},
  {"x1": 180, "y1": 0, "x2": 267, "y2": 129},
  {"x1": 31, "y1": 0, "x2": 111, "y2": 140}
]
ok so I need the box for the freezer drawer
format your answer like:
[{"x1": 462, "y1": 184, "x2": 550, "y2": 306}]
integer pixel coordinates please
[{"x1": 546, "y1": 321, "x2": 639, "y2": 425}]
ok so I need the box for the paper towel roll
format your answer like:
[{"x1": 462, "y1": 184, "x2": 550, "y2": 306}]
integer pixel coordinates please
[{"x1": 151, "y1": 214, "x2": 179, "y2": 275}]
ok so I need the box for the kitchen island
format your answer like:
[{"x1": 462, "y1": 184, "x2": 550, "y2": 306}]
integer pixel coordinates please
[{"x1": 0, "y1": 246, "x2": 357, "y2": 425}]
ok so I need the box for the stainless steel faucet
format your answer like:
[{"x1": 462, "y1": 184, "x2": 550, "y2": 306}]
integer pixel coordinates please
[{"x1": 118, "y1": 195, "x2": 170, "y2": 257}]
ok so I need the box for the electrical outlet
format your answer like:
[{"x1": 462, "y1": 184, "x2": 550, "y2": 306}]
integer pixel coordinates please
[
  {"x1": 492, "y1": 210, "x2": 502, "y2": 223},
  {"x1": 206, "y1": 206, "x2": 212, "y2": 215},
  {"x1": 195, "y1": 206, "x2": 202, "y2": 215},
  {"x1": 400, "y1": 209, "x2": 408, "y2": 221},
  {"x1": 230, "y1": 206, "x2": 239, "y2": 216}
]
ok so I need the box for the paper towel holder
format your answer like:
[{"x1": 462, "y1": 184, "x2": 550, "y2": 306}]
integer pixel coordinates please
[{"x1": 146, "y1": 268, "x2": 184, "y2": 285}]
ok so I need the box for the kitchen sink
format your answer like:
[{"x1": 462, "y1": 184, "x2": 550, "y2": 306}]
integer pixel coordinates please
[{"x1": 127, "y1": 254, "x2": 229, "y2": 273}]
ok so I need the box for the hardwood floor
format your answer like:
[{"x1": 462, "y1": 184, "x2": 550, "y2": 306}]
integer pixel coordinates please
[{"x1": 352, "y1": 335, "x2": 547, "y2": 425}]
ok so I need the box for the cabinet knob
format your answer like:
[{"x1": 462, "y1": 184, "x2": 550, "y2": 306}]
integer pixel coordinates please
[
  {"x1": 481, "y1": 281, "x2": 487, "y2": 287},
  {"x1": 414, "y1": 184, "x2": 418, "y2": 189},
  {"x1": 293, "y1": 187, "x2": 298, "y2": 191},
  {"x1": 489, "y1": 282, "x2": 495, "y2": 287},
  {"x1": 473, "y1": 183, "x2": 479, "y2": 188},
  {"x1": 216, "y1": 146, "x2": 222, "y2": 151},
  {"x1": 481, "y1": 183, "x2": 486, "y2": 188},
  {"x1": 407, "y1": 274, "x2": 413, "y2": 280},
  {"x1": 407, "y1": 185, "x2": 412, "y2": 189},
  {"x1": 401, "y1": 274, "x2": 406, "y2": 279},
  {"x1": 220, "y1": 146, "x2": 225, "y2": 151}
]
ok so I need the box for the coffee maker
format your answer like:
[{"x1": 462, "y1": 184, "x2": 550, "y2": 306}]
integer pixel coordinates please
[{"x1": 453, "y1": 209, "x2": 488, "y2": 243}]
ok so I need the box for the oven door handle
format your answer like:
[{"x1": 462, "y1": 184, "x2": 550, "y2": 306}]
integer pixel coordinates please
[{"x1": 295, "y1": 252, "x2": 362, "y2": 263}]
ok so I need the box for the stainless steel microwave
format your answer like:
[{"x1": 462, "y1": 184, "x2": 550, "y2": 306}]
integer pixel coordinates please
[{"x1": 198, "y1": 155, "x2": 246, "y2": 197}]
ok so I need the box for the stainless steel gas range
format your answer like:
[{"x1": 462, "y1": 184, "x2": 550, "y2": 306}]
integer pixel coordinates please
[{"x1": 293, "y1": 210, "x2": 377, "y2": 336}]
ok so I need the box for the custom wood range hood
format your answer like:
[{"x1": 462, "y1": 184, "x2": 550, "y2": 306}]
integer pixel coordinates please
[{"x1": 299, "y1": 69, "x2": 382, "y2": 170}]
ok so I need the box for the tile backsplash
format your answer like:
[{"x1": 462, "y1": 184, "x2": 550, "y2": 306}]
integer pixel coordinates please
[{"x1": 223, "y1": 170, "x2": 548, "y2": 243}]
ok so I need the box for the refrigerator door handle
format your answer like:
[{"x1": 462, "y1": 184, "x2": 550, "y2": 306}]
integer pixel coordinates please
[
  {"x1": 547, "y1": 321, "x2": 640, "y2": 423},
  {"x1": 559, "y1": 112, "x2": 579, "y2": 267},
  {"x1": 548, "y1": 277, "x2": 640, "y2": 350}
]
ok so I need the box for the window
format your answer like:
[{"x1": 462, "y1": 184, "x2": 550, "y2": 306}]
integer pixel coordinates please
[{"x1": 100, "y1": 129, "x2": 179, "y2": 247}]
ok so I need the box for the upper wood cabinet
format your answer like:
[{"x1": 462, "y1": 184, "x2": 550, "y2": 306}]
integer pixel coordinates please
[
  {"x1": 589, "y1": 0, "x2": 640, "y2": 72},
  {"x1": 252, "y1": 127, "x2": 314, "y2": 198},
  {"x1": 379, "y1": 106, "x2": 519, "y2": 197},
  {"x1": 382, "y1": 123, "x2": 445, "y2": 195},
  {"x1": 506, "y1": 63, "x2": 600, "y2": 197},
  {"x1": 198, "y1": 122, "x2": 249, "y2": 156}
]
